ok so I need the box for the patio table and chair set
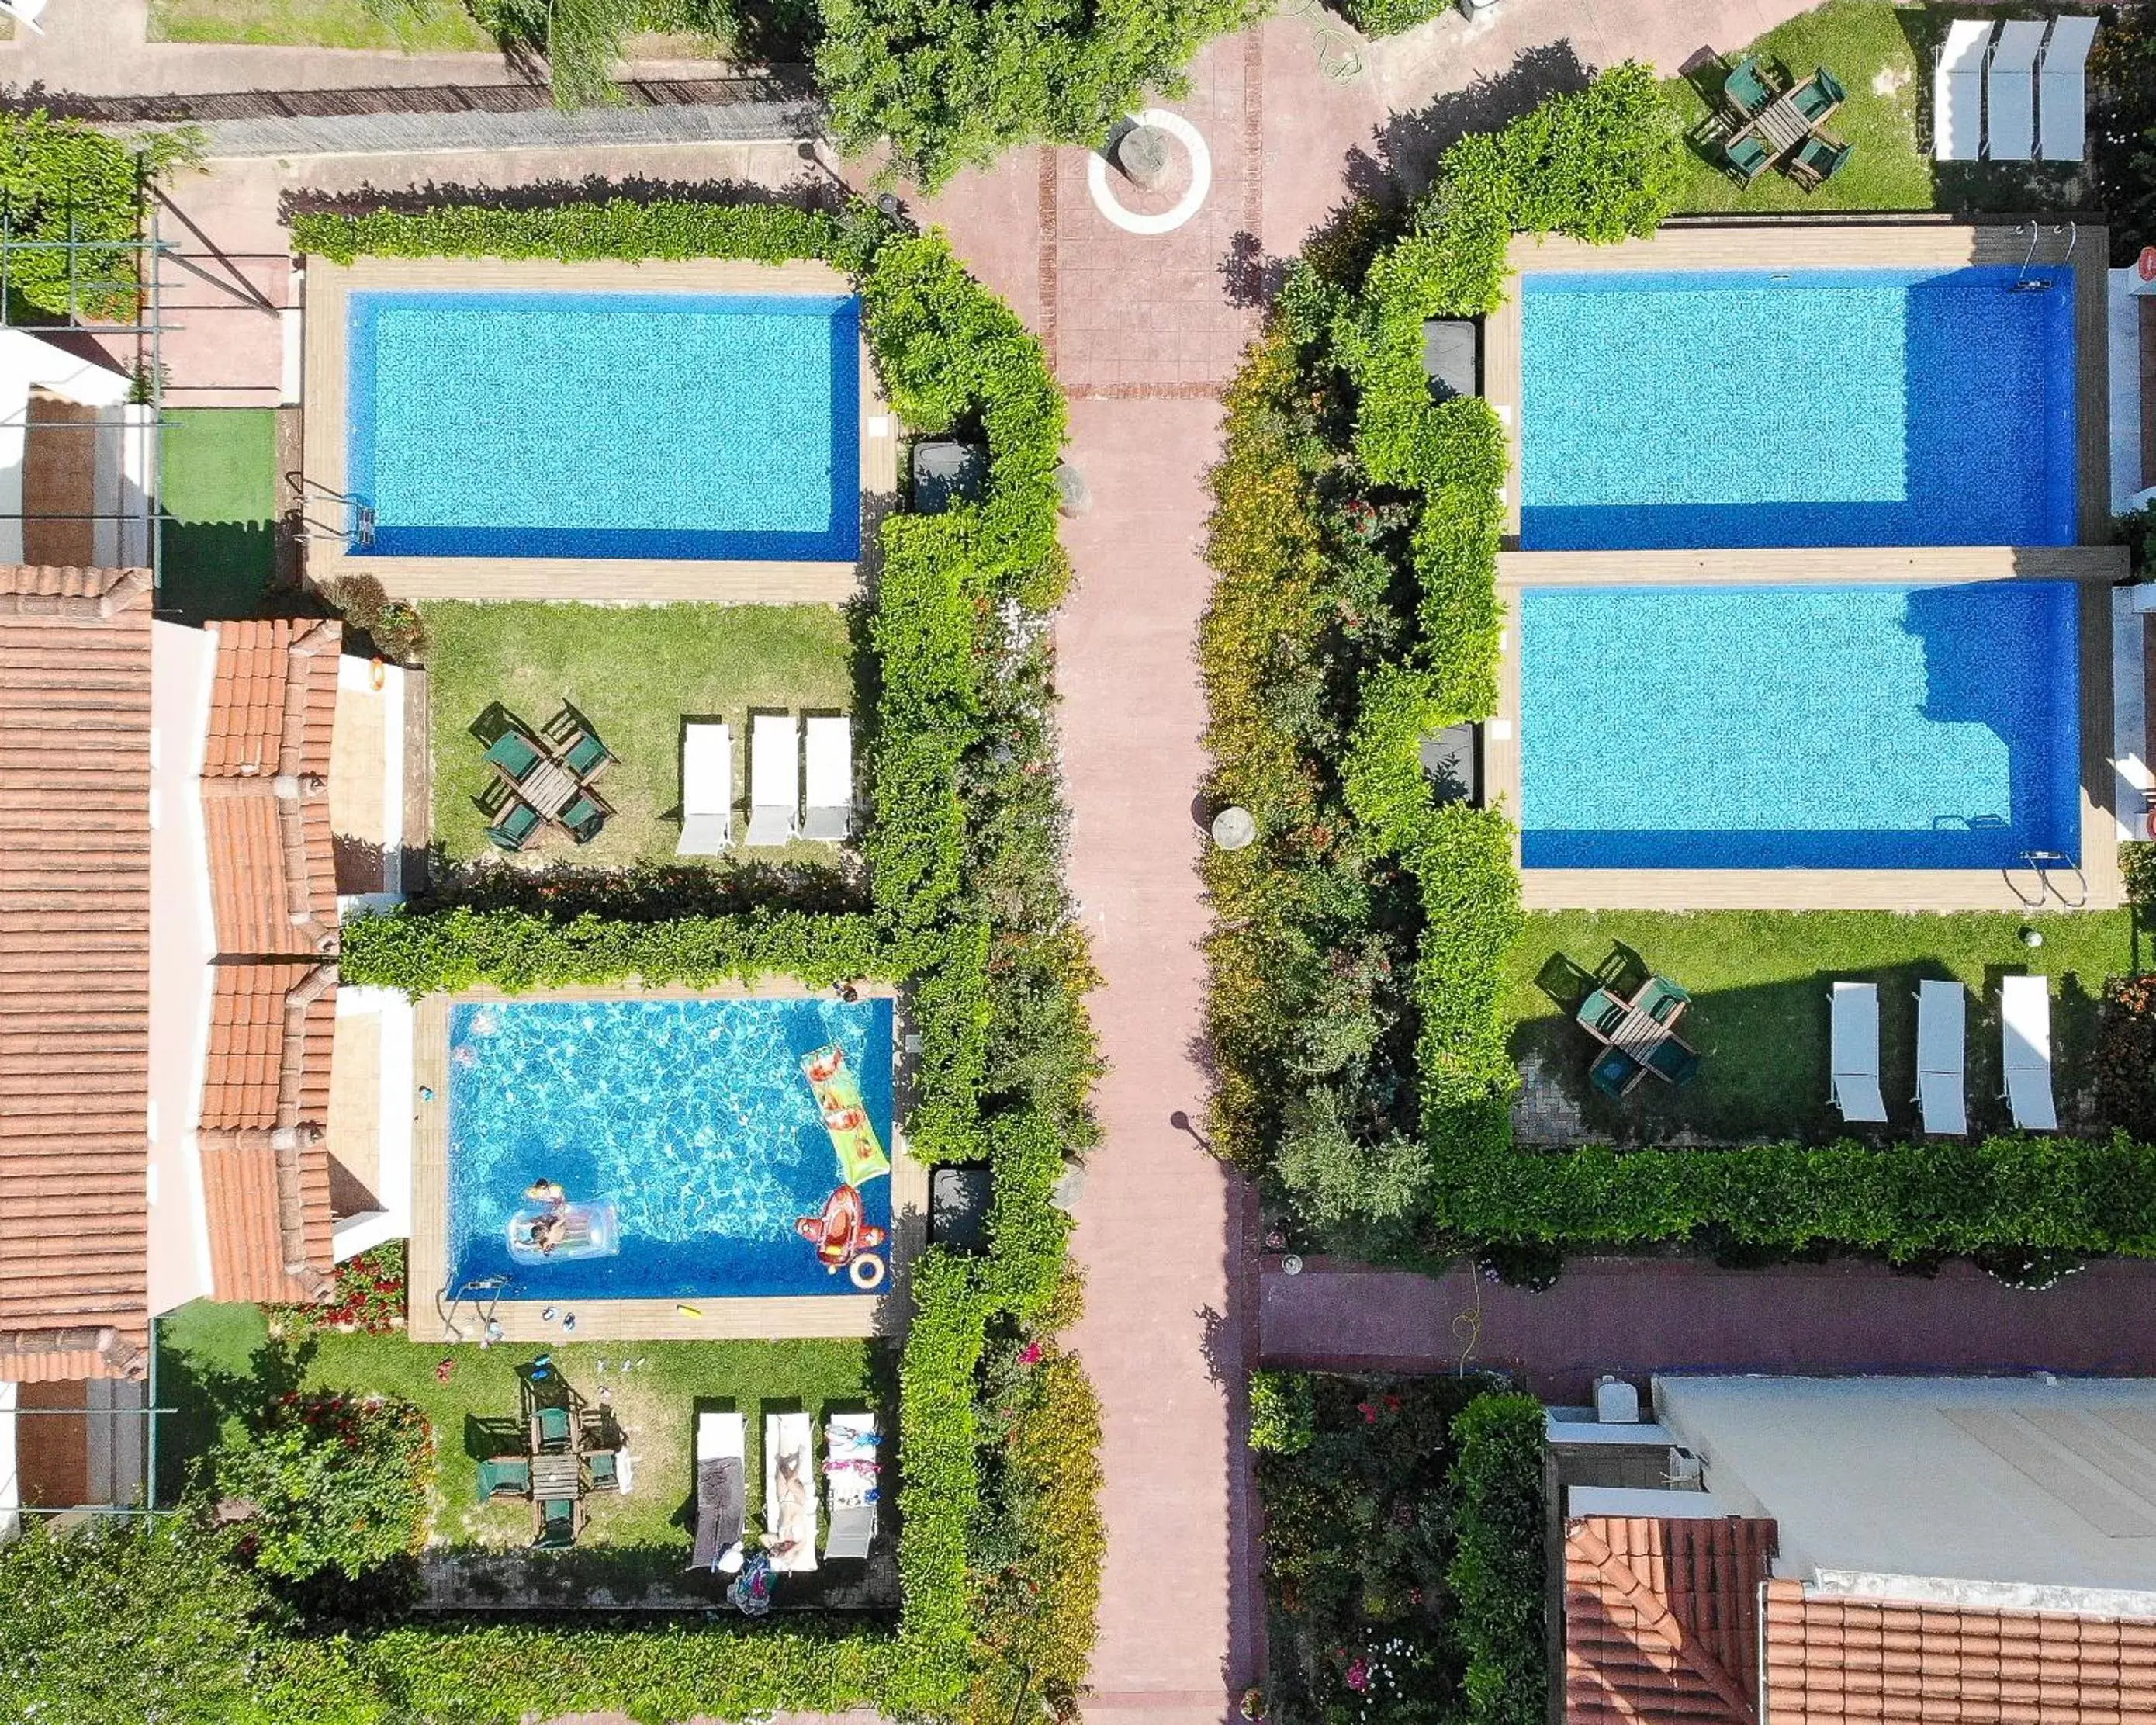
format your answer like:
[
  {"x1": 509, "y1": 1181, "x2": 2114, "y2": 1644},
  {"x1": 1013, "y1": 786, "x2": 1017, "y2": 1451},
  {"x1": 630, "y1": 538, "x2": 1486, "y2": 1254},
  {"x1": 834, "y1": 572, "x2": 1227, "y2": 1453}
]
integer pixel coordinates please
[
  {"x1": 1829, "y1": 975, "x2": 2057, "y2": 1136},
  {"x1": 1718, "y1": 54, "x2": 1854, "y2": 190},
  {"x1": 483, "y1": 705, "x2": 616, "y2": 850},
  {"x1": 476, "y1": 1375, "x2": 628, "y2": 1549},
  {"x1": 1576, "y1": 972, "x2": 1704, "y2": 1098}
]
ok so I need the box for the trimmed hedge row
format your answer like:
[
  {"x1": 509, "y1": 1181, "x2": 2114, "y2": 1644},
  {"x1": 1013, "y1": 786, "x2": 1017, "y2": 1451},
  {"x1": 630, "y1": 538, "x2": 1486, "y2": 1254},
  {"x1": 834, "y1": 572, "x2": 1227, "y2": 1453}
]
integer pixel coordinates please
[
  {"x1": 1436, "y1": 1131, "x2": 2156, "y2": 1257},
  {"x1": 305, "y1": 211, "x2": 1089, "y2": 1723},
  {"x1": 1445, "y1": 1393, "x2": 1548, "y2": 1725},
  {"x1": 289, "y1": 198, "x2": 888, "y2": 274}
]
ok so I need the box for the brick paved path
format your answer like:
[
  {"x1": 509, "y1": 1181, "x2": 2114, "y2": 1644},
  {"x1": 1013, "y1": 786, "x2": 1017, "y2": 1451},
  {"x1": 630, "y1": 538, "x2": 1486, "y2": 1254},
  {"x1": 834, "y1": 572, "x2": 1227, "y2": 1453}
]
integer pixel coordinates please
[{"x1": 1263, "y1": 1258, "x2": 2156, "y2": 1400}]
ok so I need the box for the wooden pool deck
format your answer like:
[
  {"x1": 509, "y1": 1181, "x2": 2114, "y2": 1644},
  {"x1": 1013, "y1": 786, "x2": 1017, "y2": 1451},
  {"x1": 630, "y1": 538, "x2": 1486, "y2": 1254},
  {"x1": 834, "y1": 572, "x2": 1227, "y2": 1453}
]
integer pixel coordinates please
[
  {"x1": 1483, "y1": 221, "x2": 2123, "y2": 914},
  {"x1": 298, "y1": 256, "x2": 898, "y2": 605},
  {"x1": 407, "y1": 979, "x2": 926, "y2": 1346}
]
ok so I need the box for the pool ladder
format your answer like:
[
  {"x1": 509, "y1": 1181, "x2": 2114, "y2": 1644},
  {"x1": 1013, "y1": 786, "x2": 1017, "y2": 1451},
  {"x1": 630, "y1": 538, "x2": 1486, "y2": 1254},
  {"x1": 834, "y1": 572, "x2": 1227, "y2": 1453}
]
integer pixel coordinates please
[
  {"x1": 290, "y1": 472, "x2": 376, "y2": 549},
  {"x1": 438, "y1": 1274, "x2": 511, "y2": 1343},
  {"x1": 2010, "y1": 850, "x2": 2089, "y2": 909}
]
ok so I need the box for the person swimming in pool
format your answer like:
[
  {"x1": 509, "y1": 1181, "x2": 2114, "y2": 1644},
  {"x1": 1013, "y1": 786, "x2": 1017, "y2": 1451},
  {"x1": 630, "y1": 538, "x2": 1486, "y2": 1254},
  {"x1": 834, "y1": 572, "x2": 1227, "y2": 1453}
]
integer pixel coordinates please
[{"x1": 524, "y1": 1178, "x2": 568, "y2": 1209}]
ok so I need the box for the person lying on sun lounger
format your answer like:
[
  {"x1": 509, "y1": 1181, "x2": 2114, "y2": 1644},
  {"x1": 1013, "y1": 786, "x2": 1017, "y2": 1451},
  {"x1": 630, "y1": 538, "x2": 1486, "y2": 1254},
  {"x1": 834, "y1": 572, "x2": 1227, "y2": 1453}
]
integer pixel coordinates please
[{"x1": 767, "y1": 1450, "x2": 816, "y2": 1561}]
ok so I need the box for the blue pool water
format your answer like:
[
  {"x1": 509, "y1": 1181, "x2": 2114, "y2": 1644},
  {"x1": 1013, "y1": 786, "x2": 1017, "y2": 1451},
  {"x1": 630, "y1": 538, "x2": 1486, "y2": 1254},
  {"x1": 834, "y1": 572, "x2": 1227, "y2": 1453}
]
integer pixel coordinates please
[
  {"x1": 1518, "y1": 582, "x2": 2082, "y2": 870},
  {"x1": 348, "y1": 290, "x2": 860, "y2": 561},
  {"x1": 446, "y1": 996, "x2": 894, "y2": 1300},
  {"x1": 1519, "y1": 268, "x2": 2077, "y2": 549}
]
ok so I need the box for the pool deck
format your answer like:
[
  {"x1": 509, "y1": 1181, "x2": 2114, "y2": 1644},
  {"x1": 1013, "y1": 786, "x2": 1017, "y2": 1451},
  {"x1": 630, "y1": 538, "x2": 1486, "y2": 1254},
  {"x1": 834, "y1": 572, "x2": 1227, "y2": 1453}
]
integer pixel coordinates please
[
  {"x1": 1486, "y1": 221, "x2": 2123, "y2": 914},
  {"x1": 1487, "y1": 220, "x2": 2113, "y2": 546},
  {"x1": 405, "y1": 979, "x2": 926, "y2": 1345},
  {"x1": 298, "y1": 256, "x2": 898, "y2": 604}
]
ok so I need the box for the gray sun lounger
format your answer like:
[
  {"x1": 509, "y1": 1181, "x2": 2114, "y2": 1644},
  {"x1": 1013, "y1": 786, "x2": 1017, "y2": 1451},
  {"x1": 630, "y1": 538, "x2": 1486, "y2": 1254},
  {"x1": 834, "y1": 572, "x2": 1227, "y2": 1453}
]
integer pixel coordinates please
[{"x1": 688, "y1": 1411, "x2": 746, "y2": 1574}]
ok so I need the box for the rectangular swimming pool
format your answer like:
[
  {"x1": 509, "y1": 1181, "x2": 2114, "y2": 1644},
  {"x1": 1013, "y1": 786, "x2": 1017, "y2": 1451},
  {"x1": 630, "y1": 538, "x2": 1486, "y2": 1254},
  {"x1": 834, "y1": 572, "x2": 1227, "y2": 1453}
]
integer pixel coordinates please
[
  {"x1": 348, "y1": 290, "x2": 861, "y2": 562},
  {"x1": 1519, "y1": 267, "x2": 2077, "y2": 550},
  {"x1": 1518, "y1": 581, "x2": 2082, "y2": 871},
  {"x1": 446, "y1": 996, "x2": 894, "y2": 1302}
]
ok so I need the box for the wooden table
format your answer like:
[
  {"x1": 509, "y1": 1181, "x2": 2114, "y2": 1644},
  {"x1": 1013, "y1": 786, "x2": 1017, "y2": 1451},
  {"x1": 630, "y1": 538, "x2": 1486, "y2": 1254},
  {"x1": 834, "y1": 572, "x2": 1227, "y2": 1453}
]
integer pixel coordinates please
[
  {"x1": 531, "y1": 1452, "x2": 580, "y2": 1500},
  {"x1": 1746, "y1": 89, "x2": 1809, "y2": 156},
  {"x1": 512, "y1": 757, "x2": 579, "y2": 820},
  {"x1": 1606, "y1": 1004, "x2": 1676, "y2": 1063}
]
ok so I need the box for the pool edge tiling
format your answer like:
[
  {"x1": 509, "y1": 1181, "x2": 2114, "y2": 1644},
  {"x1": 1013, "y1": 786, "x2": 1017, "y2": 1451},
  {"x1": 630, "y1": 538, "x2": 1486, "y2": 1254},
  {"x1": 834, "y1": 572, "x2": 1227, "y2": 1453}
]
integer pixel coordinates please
[
  {"x1": 299, "y1": 256, "x2": 902, "y2": 604},
  {"x1": 407, "y1": 982, "x2": 927, "y2": 1346}
]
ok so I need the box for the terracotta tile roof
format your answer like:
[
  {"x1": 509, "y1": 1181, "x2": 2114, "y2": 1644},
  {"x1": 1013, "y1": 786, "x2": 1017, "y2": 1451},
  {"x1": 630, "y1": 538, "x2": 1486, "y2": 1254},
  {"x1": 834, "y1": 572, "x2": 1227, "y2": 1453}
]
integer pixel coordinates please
[
  {"x1": 199, "y1": 962, "x2": 337, "y2": 1305},
  {"x1": 0, "y1": 565, "x2": 153, "y2": 1382},
  {"x1": 1566, "y1": 1515, "x2": 1777, "y2": 1725},
  {"x1": 202, "y1": 618, "x2": 339, "y2": 958},
  {"x1": 1762, "y1": 1581, "x2": 2156, "y2": 1725}
]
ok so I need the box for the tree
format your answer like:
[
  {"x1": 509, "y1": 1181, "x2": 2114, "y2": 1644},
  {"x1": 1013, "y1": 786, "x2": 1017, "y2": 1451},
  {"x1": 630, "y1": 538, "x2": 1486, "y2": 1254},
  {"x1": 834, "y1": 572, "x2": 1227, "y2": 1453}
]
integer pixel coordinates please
[{"x1": 214, "y1": 1391, "x2": 433, "y2": 1582}]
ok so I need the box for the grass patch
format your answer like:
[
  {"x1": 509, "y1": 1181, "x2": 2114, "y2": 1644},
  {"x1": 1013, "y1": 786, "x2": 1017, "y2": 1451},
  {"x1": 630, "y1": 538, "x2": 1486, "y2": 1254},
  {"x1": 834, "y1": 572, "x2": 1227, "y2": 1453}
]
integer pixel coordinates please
[
  {"x1": 157, "y1": 1298, "x2": 880, "y2": 1567},
  {"x1": 1661, "y1": 0, "x2": 2082, "y2": 215},
  {"x1": 158, "y1": 409, "x2": 280, "y2": 622},
  {"x1": 421, "y1": 601, "x2": 857, "y2": 867},
  {"x1": 1505, "y1": 907, "x2": 2138, "y2": 1144},
  {"x1": 147, "y1": 0, "x2": 495, "y2": 49}
]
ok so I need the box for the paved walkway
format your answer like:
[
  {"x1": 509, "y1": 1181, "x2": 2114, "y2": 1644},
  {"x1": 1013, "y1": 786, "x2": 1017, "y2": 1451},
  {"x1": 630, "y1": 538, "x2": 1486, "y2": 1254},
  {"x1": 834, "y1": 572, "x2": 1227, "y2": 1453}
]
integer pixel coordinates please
[{"x1": 1263, "y1": 1257, "x2": 2156, "y2": 1399}]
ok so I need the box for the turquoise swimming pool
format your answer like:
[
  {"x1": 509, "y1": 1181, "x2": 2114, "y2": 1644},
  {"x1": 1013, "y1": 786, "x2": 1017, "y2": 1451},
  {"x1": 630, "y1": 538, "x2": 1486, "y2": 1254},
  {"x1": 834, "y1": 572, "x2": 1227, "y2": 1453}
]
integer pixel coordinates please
[
  {"x1": 348, "y1": 290, "x2": 861, "y2": 561},
  {"x1": 446, "y1": 997, "x2": 894, "y2": 1301},
  {"x1": 1519, "y1": 267, "x2": 2078, "y2": 550},
  {"x1": 1518, "y1": 581, "x2": 2082, "y2": 870}
]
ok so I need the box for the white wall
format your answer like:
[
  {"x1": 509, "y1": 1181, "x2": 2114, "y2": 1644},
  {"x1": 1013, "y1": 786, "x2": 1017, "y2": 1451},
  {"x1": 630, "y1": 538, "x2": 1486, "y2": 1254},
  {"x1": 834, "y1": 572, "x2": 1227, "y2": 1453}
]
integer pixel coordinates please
[
  {"x1": 1655, "y1": 1375, "x2": 2156, "y2": 1597},
  {"x1": 147, "y1": 622, "x2": 218, "y2": 1316},
  {"x1": 330, "y1": 986, "x2": 415, "y2": 1261}
]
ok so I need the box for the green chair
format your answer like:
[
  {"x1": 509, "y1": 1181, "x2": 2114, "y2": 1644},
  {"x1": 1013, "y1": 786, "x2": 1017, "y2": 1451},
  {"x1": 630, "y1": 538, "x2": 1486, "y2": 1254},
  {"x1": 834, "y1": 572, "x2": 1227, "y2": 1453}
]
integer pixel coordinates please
[
  {"x1": 535, "y1": 1499, "x2": 576, "y2": 1549},
  {"x1": 486, "y1": 800, "x2": 542, "y2": 853},
  {"x1": 1723, "y1": 133, "x2": 1771, "y2": 185},
  {"x1": 1789, "y1": 133, "x2": 1853, "y2": 191},
  {"x1": 1635, "y1": 975, "x2": 1691, "y2": 1025},
  {"x1": 562, "y1": 725, "x2": 613, "y2": 781},
  {"x1": 535, "y1": 1404, "x2": 573, "y2": 1452},
  {"x1": 1793, "y1": 66, "x2": 1847, "y2": 123},
  {"x1": 478, "y1": 1455, "x2": 531, "y2": 1500},
  {"x1": 484, "y1": 728, "x2": 543, "y2": 783},
  {"x1": 1648, "y1": 1037, "x2": 1702, "y2": 1088},
  {"x1": 1722, "y1": 53, "x2": 1774, "y2": 120},
  {"x1": 561, "y1": 793, "x2": 607, "y2": 846},
  {"x1": 586, "y1": 1448, "x2": 621, "y2": 1492},
  {"x1": 1576, "y1": 987, "x2": 1627, "y2": 1038},
  {"x1": 1590, "y1": 1045, "x2": 1643, "y2": 1100}
]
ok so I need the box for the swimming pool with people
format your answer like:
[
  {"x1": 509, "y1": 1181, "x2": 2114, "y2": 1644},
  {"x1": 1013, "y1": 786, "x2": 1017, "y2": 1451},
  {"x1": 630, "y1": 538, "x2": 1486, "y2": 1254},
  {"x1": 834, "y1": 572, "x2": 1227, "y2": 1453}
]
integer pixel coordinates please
[{"x1": 445, "y1": 996, "x2": 895, "y2": 1304}]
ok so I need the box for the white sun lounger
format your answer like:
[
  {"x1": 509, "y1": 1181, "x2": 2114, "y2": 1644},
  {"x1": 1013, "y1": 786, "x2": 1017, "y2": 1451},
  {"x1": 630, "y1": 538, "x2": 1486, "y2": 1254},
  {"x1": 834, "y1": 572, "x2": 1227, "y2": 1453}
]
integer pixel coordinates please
[
  {"x1": 1986, "y1": 19, "x2": 2046, "y2": 161},
  {"x1": 675, "y1": 720, "x2": 732, "y2": 856},
  {"x1": 823, "y1": 1410, "x2": 880, "y2": 1561},
  {"x1": 802, "y1": 715, "x2": 854, "y2": 843},
  {"x1": 764, "y1": 1411, "x2": 818, "y2": 1573},
  {"x1": 1936, "y1": 20, "x2": 1993, "y2": 161},
  {"x1": 1914, "y1": 979, "x2": 1968, "y2": 1137},
  {"x1": 2039, "y1": 15, "x2": 2099, "y2": 162},
  {"x1": 1830, "y1": 982, "x2": 1888, "y2": 1124},
  {"x1": 2001, "y1": 974, "x2": 2058, "y2": 1131},
  {"x1": 689, "y1": 1411, "x2": 746, "y2": 1574},
  {"x1": 745, "y1": 714, "x2": 800, "y2": 847}
]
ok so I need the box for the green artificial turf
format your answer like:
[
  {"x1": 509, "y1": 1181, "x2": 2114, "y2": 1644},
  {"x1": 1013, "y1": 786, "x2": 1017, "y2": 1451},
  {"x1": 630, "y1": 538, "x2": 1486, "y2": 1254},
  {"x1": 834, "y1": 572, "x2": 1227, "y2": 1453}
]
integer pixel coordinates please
[
  {"x1": 1662, "y1": 0, "x2": 2082, "y2": 216},
  {"x1": 157, "y1": 409, "x2": 279, "y2": 621},
  {"x1": 156, "y1": 1297, "x2": 881, "y2": 1567},
  {"x1": 421, "y1": 601, "x2": 858, "y2": 867},
  {"x1": 1506, "y1": 907, "x2": 2139, "y2": 1145},
  {"x1": 147, "y1": 0, "x2": 495, "y2": 49}
]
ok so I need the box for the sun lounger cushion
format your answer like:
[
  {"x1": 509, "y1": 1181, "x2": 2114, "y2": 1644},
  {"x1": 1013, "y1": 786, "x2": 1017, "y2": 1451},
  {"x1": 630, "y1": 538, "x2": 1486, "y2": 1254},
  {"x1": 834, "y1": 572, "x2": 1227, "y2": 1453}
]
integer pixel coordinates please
[
  {"x1": 1830, "y1": 982, "x2": 1888, "y2": 1123},
  {"x1": 1915, "y1": 979, "x2": 1967, "y2": 1137},
  {"x1": 765, "y1": 1412, "x2": 818, "y2": 1573},
  {"x1": 1935, "y1": 20, "x2": 1992, "y2": 161},
  {"x1": 690, "y1": 1412, "x2": 746, "y2": 1573},
  {"x1": 2040, "y1": 14, "x2": 2098, "y2": 161},
  {"x1": 1986, "y1": 19, "x2": 2045, "y2": 161},
  {"x1": 803, "y1": 715, "x2": 854, "y2": 842},
  {"x1": 2001, "y1": 975, "x2": 2058, "y2": 1131},
  {"x1": 824, "y1": 1412, "x2": 881, "y2": 1561},
  {"x1": 677, "y1": 719, "x2": 732, "y2": 856},
  {"x1": 746, "y1": 715, "x2": 800, "y2": 848}
]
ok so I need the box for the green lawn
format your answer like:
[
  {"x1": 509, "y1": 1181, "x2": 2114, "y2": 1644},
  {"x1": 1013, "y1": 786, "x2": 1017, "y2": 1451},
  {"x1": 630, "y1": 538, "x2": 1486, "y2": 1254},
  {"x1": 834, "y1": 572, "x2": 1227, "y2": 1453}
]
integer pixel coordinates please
[
  {"x1": 158, "y1": 409, "x2": 280, "y2": 622},
  {"x1": 157, "y1": 1298, "x2": 881, "y2": 1573},
  {"x1": 1663, "y1": 0, "x2": 2082, "y2": 215},
  {"x1": 422, "y1": 601, "x2": 858, "y2": 867},
  {"x1": 146, "y1": 0, "x2": 729, "y2": 54},
  {"x1": 1506, "y1": 908, "x2": 2140, "y2": 1145}
]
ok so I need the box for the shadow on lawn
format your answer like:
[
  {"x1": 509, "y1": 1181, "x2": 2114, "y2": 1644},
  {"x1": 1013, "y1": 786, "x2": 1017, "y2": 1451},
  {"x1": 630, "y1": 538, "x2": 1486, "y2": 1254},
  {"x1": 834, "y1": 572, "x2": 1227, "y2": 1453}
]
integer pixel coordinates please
[
  {"x1": 157, "y1": 1329, "x2": 317, "y2": 1500},
  {"x1": 1515, "y1": 943, "x2": 2103, "y2": 1148}
]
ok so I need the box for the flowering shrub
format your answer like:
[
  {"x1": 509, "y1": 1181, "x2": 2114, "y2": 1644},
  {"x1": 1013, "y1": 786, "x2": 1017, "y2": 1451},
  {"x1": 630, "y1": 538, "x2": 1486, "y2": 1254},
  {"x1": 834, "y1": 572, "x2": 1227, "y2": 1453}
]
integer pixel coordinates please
[
  {"x1": 272, "y1": 1242, "x2": 407, "y2": 1335},
  {"x1": 213, "y1": 1391, "x2": 433, "y2": 1582}
]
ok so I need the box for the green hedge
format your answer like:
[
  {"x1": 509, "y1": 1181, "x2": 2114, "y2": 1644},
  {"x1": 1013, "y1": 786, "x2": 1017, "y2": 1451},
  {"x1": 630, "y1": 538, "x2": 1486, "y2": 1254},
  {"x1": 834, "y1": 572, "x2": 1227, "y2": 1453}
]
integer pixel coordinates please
[
  {"x1": 290, "y1": 198, "x2": 888, "y2": 274},
  {"x1": 0, "y1": 112, "x2": 161, "y2": 320},
  {"x1": 1445, "y1": 1393, "x2": 1547, "y2": 1725},
  {"x1": 1437, "y1": 1131, "x2": 2156, "y2": 1257}
]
